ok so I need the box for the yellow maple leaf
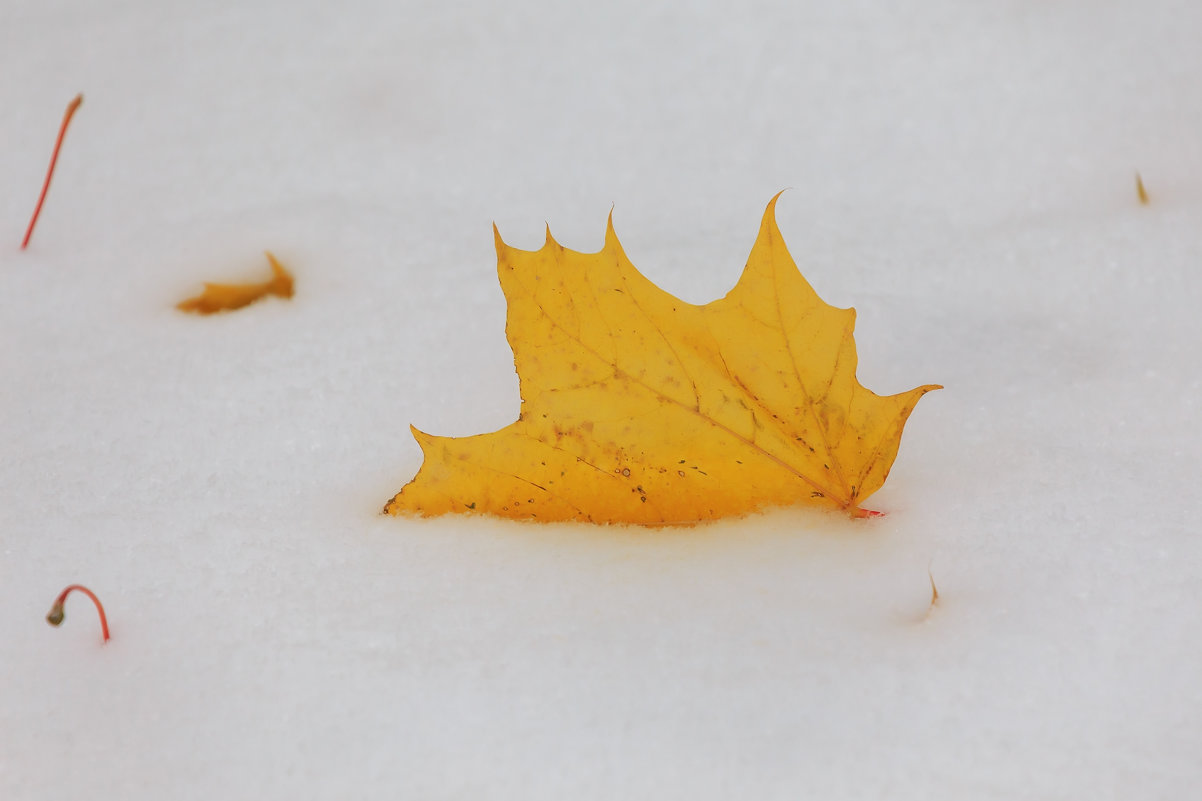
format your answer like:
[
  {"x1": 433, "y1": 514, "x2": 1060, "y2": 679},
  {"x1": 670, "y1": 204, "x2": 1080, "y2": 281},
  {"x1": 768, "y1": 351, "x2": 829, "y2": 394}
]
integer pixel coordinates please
[
  {"x1": 386, "y1": 195, "x2": 939, "y2": 525},
  {"x1": 177, "y1": 252, "x2": 294, "y2": 314}
]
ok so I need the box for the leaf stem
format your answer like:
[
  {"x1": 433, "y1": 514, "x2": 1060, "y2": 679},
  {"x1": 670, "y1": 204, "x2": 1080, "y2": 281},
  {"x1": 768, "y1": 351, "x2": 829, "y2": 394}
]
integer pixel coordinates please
[
  {"x1": 21, "y1": 93, "x2": 84, "y2": 250},
  {"x1": 46, "y1": 584, "x2": 110, "y2": 643}
]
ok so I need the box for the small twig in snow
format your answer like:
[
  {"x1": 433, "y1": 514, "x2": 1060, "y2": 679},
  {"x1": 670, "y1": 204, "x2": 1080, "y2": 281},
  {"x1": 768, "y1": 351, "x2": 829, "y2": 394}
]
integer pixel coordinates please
[
  {"x1": 46, "y1": 584, "x2": 110, "y2": 643},
  {"x1": 21, "y1": 93, "x2": 84, "y2": 250}
]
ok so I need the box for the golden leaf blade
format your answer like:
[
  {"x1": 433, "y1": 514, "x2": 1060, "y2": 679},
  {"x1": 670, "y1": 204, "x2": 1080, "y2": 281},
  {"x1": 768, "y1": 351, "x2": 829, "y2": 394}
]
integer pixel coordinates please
[
  {"x1": 387, "y1": 196, "x2": 939, "y2": 525},
  {"x1": 177, "y1": 252, "x2": 294, "y2": 314}
]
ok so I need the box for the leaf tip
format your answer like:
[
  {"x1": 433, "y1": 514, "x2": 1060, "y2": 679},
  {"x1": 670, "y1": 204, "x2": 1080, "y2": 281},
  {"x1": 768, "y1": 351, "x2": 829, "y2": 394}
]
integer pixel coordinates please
[
  {"x1": 1136, "y1": 172, "x2": 1150, "y2": 205},
  {"x1": 604, "y1": 206, "x2": 622, "y2": 253},
  {"x1": 753, "y1": 190, "x2": 792, "y2": 254},
  {"x1": 763, "y1": 188, "x2": 791, "y2": 222},
  {"x1": 264, "y1": 251, "x2": 294, "y2": 298}
]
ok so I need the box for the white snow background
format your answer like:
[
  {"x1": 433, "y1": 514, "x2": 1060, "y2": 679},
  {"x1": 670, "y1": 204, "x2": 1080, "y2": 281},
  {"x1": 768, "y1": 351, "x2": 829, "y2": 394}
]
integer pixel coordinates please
[{"x1": 3, "y1": 1, "x2": 1201, "y2": 798}]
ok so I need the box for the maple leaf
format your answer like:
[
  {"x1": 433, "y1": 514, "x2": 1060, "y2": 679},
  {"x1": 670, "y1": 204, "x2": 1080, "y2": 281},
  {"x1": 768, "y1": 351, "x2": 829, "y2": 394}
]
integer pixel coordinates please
[
  {"x1": 386, "y1": 195, "x2": 939, "y2": 525},
  {"x1": 177, "y1": 252, "x2": 293, "y2": 314}
]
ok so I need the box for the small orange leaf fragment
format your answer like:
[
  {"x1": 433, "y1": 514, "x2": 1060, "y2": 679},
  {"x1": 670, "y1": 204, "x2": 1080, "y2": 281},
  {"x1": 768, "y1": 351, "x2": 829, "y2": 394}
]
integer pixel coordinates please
[
  {"x1": 1135, "y1": 172, "x2": 1149, "y2": 205},
  {"x1": 177, "y1": 252, "x2": 294, "y2": 314},
  {"x1": 386, "y1": 196, "x2": 939, "y2": 526}
]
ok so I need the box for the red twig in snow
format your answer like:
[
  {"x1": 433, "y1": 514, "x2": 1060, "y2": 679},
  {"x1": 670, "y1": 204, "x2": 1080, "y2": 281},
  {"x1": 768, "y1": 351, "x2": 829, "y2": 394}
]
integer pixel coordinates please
[
  {"x1": 21, "y1": 93, "x2": 84, "y2": 249},
  {"x1": 46, "y1": 584, "x2": 110, "y2": 643}
]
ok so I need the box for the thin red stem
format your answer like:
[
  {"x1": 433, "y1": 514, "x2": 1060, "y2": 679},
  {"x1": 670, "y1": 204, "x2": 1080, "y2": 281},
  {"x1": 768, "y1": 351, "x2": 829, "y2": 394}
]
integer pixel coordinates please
[
  {"x1": 47, "y1": 583, "x2": 110, "y2": 643},
  {"x1": 21, "y1": 93, "x2": 84, "y2": 250}
]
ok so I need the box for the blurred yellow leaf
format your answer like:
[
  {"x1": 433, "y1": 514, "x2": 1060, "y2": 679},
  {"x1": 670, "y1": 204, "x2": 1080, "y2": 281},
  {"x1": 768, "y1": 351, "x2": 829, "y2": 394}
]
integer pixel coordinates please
[
  {"x1": 1136, "y1": 172, "x2": 1150, "y2": 205},
  {"x1": 177, "y1": 252, "x2": 293, "y2": 314},
  {"x1": 386, "y1": 196, "x2": 939, "y2": 525}
]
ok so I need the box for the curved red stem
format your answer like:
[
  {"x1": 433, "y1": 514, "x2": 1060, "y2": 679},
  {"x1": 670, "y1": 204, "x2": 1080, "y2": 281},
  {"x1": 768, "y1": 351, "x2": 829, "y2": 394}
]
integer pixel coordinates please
[
  {"x1": 47, "y1": 583, "x2": 110, "y2": 643},
  {"x1": 21, "y1": 93, "x2": 83, "y2": 250}
]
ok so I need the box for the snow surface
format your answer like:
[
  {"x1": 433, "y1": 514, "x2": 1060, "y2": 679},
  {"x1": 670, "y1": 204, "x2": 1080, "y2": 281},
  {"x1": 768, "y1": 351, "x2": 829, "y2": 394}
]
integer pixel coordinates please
[{"x1": 3, "y1": 1, "x2": 1201, "y2": 799}]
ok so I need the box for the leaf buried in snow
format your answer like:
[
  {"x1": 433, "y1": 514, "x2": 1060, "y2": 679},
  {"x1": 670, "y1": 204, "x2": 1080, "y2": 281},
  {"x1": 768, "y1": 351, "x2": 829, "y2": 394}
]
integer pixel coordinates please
[
  {"x1": 386, "y1": 195, "x2": 939, "y2": 526},
  {"x1": 177, "y1": 252, "x2": 294, "y2": 314}
]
